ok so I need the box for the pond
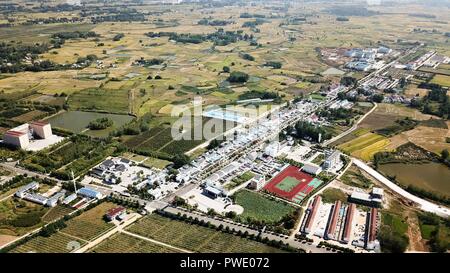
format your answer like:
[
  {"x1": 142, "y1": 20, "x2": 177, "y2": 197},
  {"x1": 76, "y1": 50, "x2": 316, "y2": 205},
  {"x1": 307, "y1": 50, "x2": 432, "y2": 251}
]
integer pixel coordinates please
[
  {"x1": 46, "y1": 111, "x2": 134, "y2": 137},
  {"x1": 379, "y1": 162, "x2": 450, "y2": 196}
]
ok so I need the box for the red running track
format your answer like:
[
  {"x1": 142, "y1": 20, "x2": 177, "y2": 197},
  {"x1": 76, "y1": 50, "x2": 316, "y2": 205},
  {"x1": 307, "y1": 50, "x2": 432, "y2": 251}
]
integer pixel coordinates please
[{"x1": 263, "y1": 165, "x2": 314, "y2": 200}]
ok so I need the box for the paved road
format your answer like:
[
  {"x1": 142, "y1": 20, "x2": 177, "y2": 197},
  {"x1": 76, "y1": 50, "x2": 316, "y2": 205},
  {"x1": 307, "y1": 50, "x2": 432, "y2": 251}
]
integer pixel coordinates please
[
  {"x1": 0, "y1": 161, "x2": 64, "y2": 184},
  {"x1": 353, "y1": 159, "x2": 450, "y2": 218},
  {"x1": 163, "y1": 206, "x2": 332, "y2": 253}
]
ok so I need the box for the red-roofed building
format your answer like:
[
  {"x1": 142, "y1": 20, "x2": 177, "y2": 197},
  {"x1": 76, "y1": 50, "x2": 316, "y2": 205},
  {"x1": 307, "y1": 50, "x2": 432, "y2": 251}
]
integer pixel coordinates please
[
  {"x1": 326, "y1": 200, "x2": 341, "y2": 240},
  {"x1": 303, "y1": 195, "x2": 321, "y2": 234},
  {"x1": 368, "y1": 207, "x2": 378, "y2": 243},
  {"x1": 341, "y1": 203, "x2": 355, "y2": 243},
  {"x1": 30, "y1": 120, "x2": 52, "y2": 139},
  {"x1": 3, "y1": 130, "x2": 29, "y2": 149},
  {"x1": 2, "y1": 121, "x2": 53, "y2": 149},
  {"x1": 105, "y1": 206, "x2": 125, "y2": 221}
]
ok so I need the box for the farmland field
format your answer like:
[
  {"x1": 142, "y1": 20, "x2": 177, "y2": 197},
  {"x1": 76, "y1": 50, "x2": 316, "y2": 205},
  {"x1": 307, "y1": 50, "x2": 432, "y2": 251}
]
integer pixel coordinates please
[
  {"x1": 234, "y1": 190, "x2": 295, "y2": 224},
  {"x1": 63, "y1": 202, "x2": 116, "y2": 241},
  {"x1": 67, "y1": 88, "x2": 130, "y2": 114},
  {"x1": 338, "y1": 132, "x2": 391, "y2": 161},
  {"x1": 430, "y1": 75, "x2": 450, "y2": 87},
  {"x1": 0, "y1": 198, "x2": 49, "y2": 237},
  {"x1": 8, "y1": 232, "x2": 86, "y2": 253},
  {"x1": 123, "y1": 117, "x2": 236, "y2": 156},
  {"x1": 41, "y1": 206, "x2": 75, "y2": 223},
  {"x1": 126, "y1": 214, "x2": 287, "y2": 253},
  {"x1": 379, "y1": 162, "x2": 450, "y2": 197},
  {"x1": 10, "y1": 110, "x2": 47, "y2": 123},
  {"x1": 90, "y1": 232, "x2": 182, "y2": 253}
]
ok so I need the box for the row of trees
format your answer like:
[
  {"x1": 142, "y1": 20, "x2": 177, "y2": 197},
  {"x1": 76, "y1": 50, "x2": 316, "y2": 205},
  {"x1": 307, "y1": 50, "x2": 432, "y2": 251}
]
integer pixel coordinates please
[
  {"x1": 159, "y1": 210, "x2": 303, "y2": 253},
  {"x1": 287, "y1": 121, "x2": 332, "y2": 143},
  {"x1": 146, "y1": 29, "x2": 255, "y2": 46}
]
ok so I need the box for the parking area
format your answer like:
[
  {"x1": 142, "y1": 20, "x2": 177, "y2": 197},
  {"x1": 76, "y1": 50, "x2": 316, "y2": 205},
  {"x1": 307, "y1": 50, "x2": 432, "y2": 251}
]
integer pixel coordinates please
[{"x1": 180, "y1": 187, "x2": 243, "y2": 215}]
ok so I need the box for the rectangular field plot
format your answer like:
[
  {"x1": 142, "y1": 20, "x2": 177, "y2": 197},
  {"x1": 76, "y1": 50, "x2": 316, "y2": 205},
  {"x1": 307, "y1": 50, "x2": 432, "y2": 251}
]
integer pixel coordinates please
[
  {"x1": 90, "y1": 233, "x2": 182, "y2": 253},
  {"x1": 9, "y1": 232, "x2": 86, "y2": 253},
  {"x1": 67, "y1": 88, "x2": 129, "y2": 114},
  {"x1": 234, "y1": 190, "x2": 295, "y2": 224},
  {"x1": 123, "y1": 117, "x2": 236, "y2": 156},
  {"x1": 41, "y1": 206, "x2": 75, "y2": 223},
  {"x1": 126, "y1": 214, "x2": 287, "y2": 253},
  {"x1": 338, "y1": 132, "x2": 391, "y2": 161},
  {"x1": 63, "y1": 202, "x2": 116, "y2": 241}
]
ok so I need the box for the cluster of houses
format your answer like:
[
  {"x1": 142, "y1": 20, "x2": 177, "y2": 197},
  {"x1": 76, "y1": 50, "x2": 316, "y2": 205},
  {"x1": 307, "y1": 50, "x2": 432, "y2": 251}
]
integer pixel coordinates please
[
  {"x1": 90, "y1": 157, "x2": 167, "y2": 190},
  {"x1": 15, "y1": 181, "x2": 104, "y2": 208},
  {"x1": 345, "y1": 47, "x2": 392, "y2": 72}
]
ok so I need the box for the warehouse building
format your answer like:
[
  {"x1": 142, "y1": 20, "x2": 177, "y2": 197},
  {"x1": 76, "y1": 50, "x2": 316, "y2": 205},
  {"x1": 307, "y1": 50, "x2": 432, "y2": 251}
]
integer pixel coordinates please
[
  {"x1": 15, "y1": 182, "x2": 39, "y2": 198},
  {"x1": 349, "y1": 190, "x2": 383, "y2": 207},
  {"x1": 326, "y1": 200, "x2": 341, "y2": 240},
  {"x1": 366, "y1": 207, "x2": 380, "y2": 251},
  {"x1": 2, "y1": 121, "x2": 61, "y2": 151},
  {"x1": 78, "y1": 187, "x2": 104, "y2": 199},
  {"x1": 341, "y1": 203, "x2": 355, "y2": 244},
  {"x1": 303, "y1": 195, "x2": 322, "y2": 234},
  {"x1": 46, "y1": 190, "x2": 67, "y2": 207}
]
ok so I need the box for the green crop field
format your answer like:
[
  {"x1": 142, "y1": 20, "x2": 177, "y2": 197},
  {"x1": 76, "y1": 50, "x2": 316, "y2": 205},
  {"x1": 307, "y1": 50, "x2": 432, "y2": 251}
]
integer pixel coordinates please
[
  {"x1": 382, "y1": 212, "x2": 408, "y2": 235},
  {"x1": 234, "y1": 190, "x2": 295, "y2": 224},
  {"x1": 63, "y1": 202, "x2": 116, "y2": 241},
  {"x1": 126, "y1": 214, "x2": 287, "y2": 253},
  {"x1": 41, "y1": 206, "x2": 75, "y2": 223},
  {"x1": 67, "y1": 88, "x2": 130, "y2": 114},
  {"x1": 0, "y1": 198, "x2": 49, "y2": 237},
  {"x1": 275, "y1": 177, "x2": 301, "y2": 192},
  {"x1": 9, "y1": 232, "x2": 86, "y2": 253},
  {"x1": 90, "y1": 232, "x2": 182, "y2": 253}
]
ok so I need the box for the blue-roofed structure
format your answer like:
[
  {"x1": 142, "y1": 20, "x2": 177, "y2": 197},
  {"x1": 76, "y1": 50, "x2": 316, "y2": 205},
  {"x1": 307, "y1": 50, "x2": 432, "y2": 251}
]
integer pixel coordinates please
[{"x1": 78, "y1": 187, "x2": 103, "y2": 199}]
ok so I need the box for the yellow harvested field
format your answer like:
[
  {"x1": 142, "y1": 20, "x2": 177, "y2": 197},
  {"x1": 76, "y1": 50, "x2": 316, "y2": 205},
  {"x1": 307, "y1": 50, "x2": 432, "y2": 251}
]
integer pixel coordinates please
[
  {"x1": 158, "y1": 104, "x2": 175, "y2": 115},
  {"x1": 430, "y1": 75, "x2": 450, "y2": 87},
  {"x1": 352, "y1": 139, "x2": 392, "y2": 161},
  {"x1": 393, "y1": 125, "x2": 450, "y2": 154},
  {"x1": 338, "y1": 132, "x2": 391, "y2": 161},
  {"x1": 404, "y1": 85, "x2": 429, "y2": 98}
]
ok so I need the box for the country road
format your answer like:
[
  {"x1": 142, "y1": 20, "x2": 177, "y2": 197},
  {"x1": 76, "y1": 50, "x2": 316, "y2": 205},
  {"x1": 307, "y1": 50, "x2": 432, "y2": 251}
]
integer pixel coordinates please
[
  {"x1": 323, "y1": 102, "x2": 378, "y2": 146},
  {"x1": 163, "y1": 206, "x2": 332, "y2": 253},
  {"x1": 353, "y1": 159, "x2": 450, "y2": 218}
]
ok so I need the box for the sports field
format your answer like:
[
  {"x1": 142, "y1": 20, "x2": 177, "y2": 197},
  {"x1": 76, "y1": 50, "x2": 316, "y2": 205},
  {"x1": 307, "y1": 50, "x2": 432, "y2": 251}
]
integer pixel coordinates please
[
  {"x1": 275, "y1": 177, "x2": 301, "y2": 192},
  {"x1": 264, "y1": 166, "x2": 323, "y2": 204}
]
